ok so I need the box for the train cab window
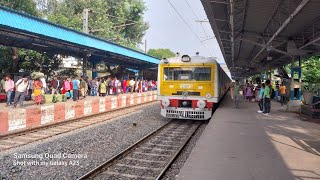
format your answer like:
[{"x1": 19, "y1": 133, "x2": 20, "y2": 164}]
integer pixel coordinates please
[{"x1": 163, "y1": 67, "x2": 211, "y2": 81}]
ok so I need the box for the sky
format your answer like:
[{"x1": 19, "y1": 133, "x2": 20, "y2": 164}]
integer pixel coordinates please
[{"x1": 141, "y1": 0, "x2": 225, "y2": 64}]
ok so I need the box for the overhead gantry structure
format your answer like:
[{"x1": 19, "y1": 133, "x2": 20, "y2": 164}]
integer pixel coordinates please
[{"x1": 201, "y1": 0, "x2": 320, "y2": 78}]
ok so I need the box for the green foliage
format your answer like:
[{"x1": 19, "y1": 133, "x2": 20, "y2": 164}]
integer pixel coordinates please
[
  {"x1": 285, "y1": 56, "x2": 320, "y2": 84},
  {"x1": 44, "y1": 0, "x2": 148, "y2": 48},
  {"x1": 0, "y1": 0, "x2": 39, "y2": 16},
  {"x1": 301, "y1": 56, "x2": 320, "y2": 84},
  {"x1": 58, "y1": 68, "x2": 78, "y2": 78},
  {"x1": 147, "y1": 48, "x2": 175, "y2": 59},
  {"x1": 18, "y1": 50, "x2": 62, "y2": 78}
]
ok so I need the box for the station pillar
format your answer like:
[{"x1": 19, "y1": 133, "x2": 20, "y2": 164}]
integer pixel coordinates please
[
  {"x1": 287, "y1": 57, "x2": 302, "y2": 112},
  {"x1": 290, "y1": 67, "x2": 302, "y2": 100},
  {"x1": 92, "y1": 62, "x2": 98, "y2": 79}
]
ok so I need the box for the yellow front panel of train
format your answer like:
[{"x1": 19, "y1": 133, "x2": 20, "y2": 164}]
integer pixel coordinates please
[{"x1": 159, "y1": 63, "x2": 215, "y2": 97}]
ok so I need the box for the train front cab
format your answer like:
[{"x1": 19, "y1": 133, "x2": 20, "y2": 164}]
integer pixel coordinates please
[{"x1": 157, "y1": 60, "x2": 219, "y2": 120}]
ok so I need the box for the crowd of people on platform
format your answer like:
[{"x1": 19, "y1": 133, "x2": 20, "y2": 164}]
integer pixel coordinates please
[
  {"x1": 231, "y1": 79, "x2": 287, "y2": 115},
  {"x1": 0, "y1": 74, "x2": 157, "y2": 108}
]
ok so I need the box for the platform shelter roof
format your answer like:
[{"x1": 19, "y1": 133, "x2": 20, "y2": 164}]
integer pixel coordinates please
[
  {"x1": 0, "y1": 6, "x2": 159, "y2": 70},
  {"x1": 201, "y1": 0, "x2": 320, "y2": 78}
]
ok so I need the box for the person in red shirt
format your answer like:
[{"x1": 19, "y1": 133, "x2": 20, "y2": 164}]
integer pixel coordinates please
[{"x1": 69, "y1": 78, "x2": 73, "y2": 99}]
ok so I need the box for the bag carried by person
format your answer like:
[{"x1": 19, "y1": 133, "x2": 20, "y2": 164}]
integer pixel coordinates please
[
  {"x1": 25, "y1": 94, "x2": 32, "y2": 101},
  {"x1": 52, "y1": 94, "x2": 58, "y2": 103},
  {"x1": 61, "y1": 94, "x2": 67, "y2": 102}
]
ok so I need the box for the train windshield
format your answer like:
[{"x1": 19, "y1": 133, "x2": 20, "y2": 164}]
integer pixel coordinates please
[{"x1": 163, "y1": 67, "x2": 211, "y2": 81}]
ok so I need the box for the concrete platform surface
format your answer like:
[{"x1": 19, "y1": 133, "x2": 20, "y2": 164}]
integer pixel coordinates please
[{"x1": 177, "y1": 95, "x2": 320, "y2": 180}]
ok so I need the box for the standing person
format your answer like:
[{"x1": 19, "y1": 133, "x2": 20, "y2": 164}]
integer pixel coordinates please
[
  {"x1": 64, "y1": 78, "x2": 71, "y2": 99},
  {"x1": 51, "y1": 76, "x2": 59, "y2": 95},
  {"x1": 4, "y1": 75, "x2": 14, "y2": 107},
  {"x1": 279, "y1": 82, "x2": 286, "y2": 106},
  {"x1": 33, "y1": 78, "x2": 43, "y2": 105},
  {"x1": 135, "y1": 80, "x2": 139, "y2": 93},
  {"x1": 122, "y1": 79, "x2": 127, "y2": 94},
  {"x1": 85, "y1": 77, "x2": 91, "y2": 96},
  {"x1": 114, "y1": 77, "x2": 120, "y2": 95},
  {"x1": 257, "y1": 83, "x2": 265, "y2": 113},
  {"x1": 0, "y1": 76, "x2": 5, "y2": 93},
  {"x1": 13, "y1": 75, "x2": 30, "y2": 108},
  {"x1": 129, "y1": 78, "x2": 135, "y2": 93},
  {"x1": 126, "y1": 79, "x2": 130, "y2": 93},
  {"x1": 245, "y1": 82, "x2": 253, "y2": 102},
  {"x1": 255, "y1": 83, "x2": 261, "y2": 102},
  {"x1": 80, "y1": 77, "x2": 88, "y2": 99},
  {"x1": 263, "y1": 79, "x2": 271, "y2": 115},
  {"x1": 99, "y1": 79, "x2": 107, "y2": 96},
  {"x1": 91, "y1": 78, "x2": 98, "y2": 96},
  {"x1": 105, "y1": 77, "x2": 111, "y2": 96},
  {"x1": 232, "y1": 80, "x2": 241, "y2": 108},
  {"x1": 40, "y1": 76, "x2": 46, "y2": 94},
  {"x1": 72, "y1": 77, "x2": 80, "y2": 101}
]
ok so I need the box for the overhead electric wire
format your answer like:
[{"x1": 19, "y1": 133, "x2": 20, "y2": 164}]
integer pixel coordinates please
[
  {"x1": 168, "y1": 0, "x2": 213, "y2": 56},
  {"x1": 184, "y1": 0, "x2": 209, "y2": 38}
]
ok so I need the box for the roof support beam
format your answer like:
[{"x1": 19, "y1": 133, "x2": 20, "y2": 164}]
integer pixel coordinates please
[
  {"x1": 210, "y1": 0, "x2": 229, "y2": 4},
  {"x1": 230, "y1": 0, "x2": 235, "y2": 69},
  {"x1": 299, "y1": 35, "x2": 320, "y2": 49},
  {"x1": 240, "y1": 38, "x2": 290, "y2": 56},
  {"x1": 250, "y1": 0, "x2": 310, "y2": 65}
]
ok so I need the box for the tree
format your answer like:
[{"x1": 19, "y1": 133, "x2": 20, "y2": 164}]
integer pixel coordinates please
[
  {"x1": 147, "y1": 48, "x2": 176, "y2": 59},
  {"x1": 18, "y1": 50, "x2": 62, "y2": 78},
  {"x1": 0, "y1": 0, "x2": 38, "y2": 16},
  {"x1": 0, "y1": 0, "x2": 42, "y2": 73},
  {"x1": 284, "y1": 56, "x2": 320, "y2": 84},
  {"x1": 43, "y1": 0, "x2": 149, "y2": 48}
]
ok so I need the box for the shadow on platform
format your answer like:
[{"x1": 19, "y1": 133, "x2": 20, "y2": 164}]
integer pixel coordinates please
[{"x1": 177, "y1": 93, "x2": 320, "y2": 180}]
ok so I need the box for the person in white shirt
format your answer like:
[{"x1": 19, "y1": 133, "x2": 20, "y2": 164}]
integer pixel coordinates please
[
  {"x1": 129, "y1": 78, "x2": 135, "y2": 93},
  {"x1": 114, "y1": 77, "x2": 120, "y2": 95},
  {"x1": 13, "y1": 75, "x2": 30, "y2": 108},
  {"x1": 40, "y1": 77, "x2": 46, "y2": 94}
]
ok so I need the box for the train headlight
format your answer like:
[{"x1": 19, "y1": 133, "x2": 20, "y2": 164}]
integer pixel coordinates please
[
  {"x1": 162, "y1": 98, "x2": 170, "y2": 107},
  {"x1": 197, "y1": 100, "x2": 206, "y2": 108},
  {"x1": 182, "y1": 101, "x2": 188, "y2": 106},
  {"x1": 205, "y1": 93, "x2": 212, "y2": 99}
]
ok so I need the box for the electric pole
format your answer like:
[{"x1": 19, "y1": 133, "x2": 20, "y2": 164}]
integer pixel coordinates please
[
  {"x1": 83, "y1": 8, "x2": 89, "y2": 79},
  {"x1": 83, "y1": 8, "x2": 89, "y2": 34}
]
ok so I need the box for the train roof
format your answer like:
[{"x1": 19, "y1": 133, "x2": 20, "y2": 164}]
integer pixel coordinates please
[{"x1": 159, "y1": 55, "x2": 219, "y2": 65}]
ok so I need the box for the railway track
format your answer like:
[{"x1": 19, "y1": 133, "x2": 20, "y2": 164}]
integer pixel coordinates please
[
  {"x1": 0, "y1": 102, "x2": 156, "y2": 151},
  {"x1": 78, "y1": 120, "x2": 202, "y2": 180}
]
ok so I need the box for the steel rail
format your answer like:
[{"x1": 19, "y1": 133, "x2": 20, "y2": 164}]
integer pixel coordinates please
[
  {"x1": 77, "y1": 120, "x2": 174, "y2": 179},
  {"x1": 78, "y1": 121, "x2": 203, "y2": 180},
  {"x1": 155, "y1": 122, "x2": 202, "y2": 180}
]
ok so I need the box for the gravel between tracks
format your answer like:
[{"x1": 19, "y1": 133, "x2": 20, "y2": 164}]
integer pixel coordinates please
[
  {"x1": 0, "y1": 103, "x2": 169, "y2": 180},
  {"x1": 160, "y1": 121, "x2": 208, "y2": 180}
]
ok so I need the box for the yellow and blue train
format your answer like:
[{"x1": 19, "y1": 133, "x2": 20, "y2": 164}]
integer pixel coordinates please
[{"x1": 157, "y1": 55, "x2": 231, "y2": 120}]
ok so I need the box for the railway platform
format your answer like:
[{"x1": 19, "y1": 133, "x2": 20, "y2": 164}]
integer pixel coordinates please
[
  {"x1": 177, "y1": 94, "x2": 320, "y2": 180},
  {"x1": 0, "y1": 91, "x2": 157, "y2": 136}
]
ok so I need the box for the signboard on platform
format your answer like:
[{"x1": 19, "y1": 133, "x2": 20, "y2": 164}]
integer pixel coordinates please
[
  {"x1": 65, "y1": 105, "x2": 75, "y2": 120},
  {"x1": 99, "y1": 98, "x2": 106, "y2": 112},
  {"x1": 84, "y1": 101, "x2": 92, "y2": 115},
  {"x1": 8, "y1": 109, "x2": 26, "y2": 131},
  {"x1": 130, "y1": 95, "x2": 134, "y2": 105},
  {"x1": 137, "y1": 94, "x2": 142, "y2": 104},
  {"x1": 121, "y1": 96, "x2": 126, "y2": 107},
  {"x1": 144, "y1": 94, "x2": 148, "y2": 102},
  {"x1": 41, "y1": 105, "x2": 54, "y2": 125},
  {"x1": 111, "y1": 97, "x2": 117, "y2": 109}
]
